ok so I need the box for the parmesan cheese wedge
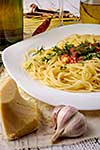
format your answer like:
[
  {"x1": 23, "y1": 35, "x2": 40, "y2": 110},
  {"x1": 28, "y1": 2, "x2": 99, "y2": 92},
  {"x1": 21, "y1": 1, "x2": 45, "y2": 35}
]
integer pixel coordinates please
[{"x1": 0, "y1": 77, "x2": 39, "y2": 140}]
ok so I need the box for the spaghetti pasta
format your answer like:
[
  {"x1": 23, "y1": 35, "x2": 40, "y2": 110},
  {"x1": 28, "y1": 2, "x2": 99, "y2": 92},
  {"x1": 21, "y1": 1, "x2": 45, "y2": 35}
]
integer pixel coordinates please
[{"x1": 23, "y1": 34, "x2": 100, "y2": 92}]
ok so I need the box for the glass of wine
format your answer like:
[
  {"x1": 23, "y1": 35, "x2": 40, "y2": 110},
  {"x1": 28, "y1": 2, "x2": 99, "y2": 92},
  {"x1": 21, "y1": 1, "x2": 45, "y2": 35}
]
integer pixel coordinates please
[{"x1": 58, "y1": 0, "x2": 64, "y2": 26}]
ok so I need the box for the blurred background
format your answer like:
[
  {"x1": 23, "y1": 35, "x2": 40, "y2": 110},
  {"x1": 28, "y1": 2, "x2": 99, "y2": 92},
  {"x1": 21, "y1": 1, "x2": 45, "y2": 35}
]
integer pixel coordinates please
[
  {"x1": 23, "y1": 0, "x2": 80, "y2": 16},
  {"x1": 23, "y1": 0, "x2": 80, "y2": 38}
]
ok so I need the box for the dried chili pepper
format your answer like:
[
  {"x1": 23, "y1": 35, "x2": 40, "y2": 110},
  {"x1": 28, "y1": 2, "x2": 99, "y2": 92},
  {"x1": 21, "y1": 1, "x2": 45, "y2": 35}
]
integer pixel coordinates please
[{"x1": 32, "y1": 17, "x2": 52, "y2": 36}]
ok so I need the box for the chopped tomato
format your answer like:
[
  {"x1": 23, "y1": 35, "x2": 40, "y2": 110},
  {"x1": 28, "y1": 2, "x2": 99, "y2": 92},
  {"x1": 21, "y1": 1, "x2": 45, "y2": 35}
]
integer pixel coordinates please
[
  {"x1": 96, "y1": 47, "x2": 100, "y2": 51},
  {"x1": 70, "y1": 47, "x2": 75, "y2": 53},
  {"x1": 91, "y1": 43, "x2": 96, "y2": 47},
  {"x1": 70, "y1": 55, "x2": 77, "y2": 63},
  {"x1": 72, "y1": 51, "x2": 78, "y2": 57},
  {"x1": 61, "y1": 54, "x2": 70, "y2": 63},
  {"x1": 77, "y1": 56, "x2": 83, "y2": 61}
]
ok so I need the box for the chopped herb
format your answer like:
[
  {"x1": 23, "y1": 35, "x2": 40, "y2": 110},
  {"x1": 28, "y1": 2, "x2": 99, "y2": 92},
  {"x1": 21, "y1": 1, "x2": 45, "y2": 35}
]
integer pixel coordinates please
[
  {"x1": 42, "y1": 56, "x2": 49, "y2": 63},
  {"x1": 60, "y1": 65, "x2": 67, "y2": 70},
  {"x1": 77, "y1": 43, "x2": 96, "y2": 56},
  {"x1": 83, "y1": 53, "x2": 97, "y2": 60},
  {"x1": 33, "y1": 46, "x2": 45, "y2": 56},
  {"x1": 41, "y1": 52, "x2": 56, "y2": 63},
  {"x1": 46, "y1": 52, "x2": 56, "y2": 58},
  {"x1": 33, "y1": 58, "x2": 37, "y2": 61},
  {"x1": 75, "y1": 47, "x2": 80, "y2": 51},
  {"x1": 80, "y1": 62, "x2": 84, "y2": 66},
  {"x1": 80, "y1": 41, "x2": 89, "y2": 47},
  {"x1": 32, "y1": 41, "x2": 100, "y2": 64},
  {"x1": 25, "y1": 63, "x2": 32, "y2": 69},
  {"x1": 96, "y1": 53, "x2": 100, "y2": 59},
  {"x1": 52, "y1": 46, "x2": 62, "y2": 55},
  {"x1": 52, "y1": 43, "x2": 74, "y2": 56},
  {"x1": 64, "y1": 43, "x2": 73, "y2": 50},
  {"x1": 63, "y1": 43, "x2": 73, "y2": 55}
]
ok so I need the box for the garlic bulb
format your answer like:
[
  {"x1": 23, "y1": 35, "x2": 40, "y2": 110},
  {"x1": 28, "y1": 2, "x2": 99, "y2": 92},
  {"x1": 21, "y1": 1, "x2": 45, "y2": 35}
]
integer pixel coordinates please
[{"x1": 51, "y1": 105, "x2": 87, "y2": 143}]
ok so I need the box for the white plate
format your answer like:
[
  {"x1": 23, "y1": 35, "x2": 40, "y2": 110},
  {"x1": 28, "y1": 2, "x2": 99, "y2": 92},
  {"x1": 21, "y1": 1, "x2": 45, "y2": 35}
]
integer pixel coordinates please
[{"x1": 2, "y1": 24, "x2": 100, "y2": 110}]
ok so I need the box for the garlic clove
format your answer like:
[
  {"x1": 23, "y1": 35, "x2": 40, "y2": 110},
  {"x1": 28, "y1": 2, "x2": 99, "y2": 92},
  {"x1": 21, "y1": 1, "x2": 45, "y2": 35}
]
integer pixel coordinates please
[
  {"x1": 52, "y1": 105, "x2": 65, "y2": 129},
  {"x1": 51, "y1": 128, "x2": 64, "y2": 143},
  {"x1": 61, "y1": 112, "x2": 87, "y2": 137},
  {"x1": 51, "y1": 105, "x2": 87, "y2": 143},
  {"x1": 56, "y1": 105, "x2": 78, "y2": 129}
]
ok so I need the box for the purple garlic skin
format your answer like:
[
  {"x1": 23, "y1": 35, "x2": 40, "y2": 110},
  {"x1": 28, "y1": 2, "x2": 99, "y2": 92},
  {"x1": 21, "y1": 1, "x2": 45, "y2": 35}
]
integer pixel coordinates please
[
  {"x1": 51, "y1": 105, "x2": 87, "y2": 143},
  {"x1": 51, "y1": 105, "x2": 65, "y2": 129}
]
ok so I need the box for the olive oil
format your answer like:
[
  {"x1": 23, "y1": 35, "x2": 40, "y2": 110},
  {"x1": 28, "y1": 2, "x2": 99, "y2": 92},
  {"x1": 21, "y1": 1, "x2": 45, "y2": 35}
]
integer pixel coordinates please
[
  {"x1": 80, "y1": 0, "x2": 100, "y2": 24},
  {"x1": 0, "y1": 0, "x2": 23, "y2": 51}
]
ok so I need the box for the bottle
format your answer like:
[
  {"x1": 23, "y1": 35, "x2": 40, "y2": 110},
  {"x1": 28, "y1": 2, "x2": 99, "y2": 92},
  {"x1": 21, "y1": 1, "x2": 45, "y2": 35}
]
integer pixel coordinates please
[
  {"x1": 80, "y1": 0, "x2": 100, "y2": 24},
  {"x1": 0, "y1": 0, "x2": 23, "y2": 51}
]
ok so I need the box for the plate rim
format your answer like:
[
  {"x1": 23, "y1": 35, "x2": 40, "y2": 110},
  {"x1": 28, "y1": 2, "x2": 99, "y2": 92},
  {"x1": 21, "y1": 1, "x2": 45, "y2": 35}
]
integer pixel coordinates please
[{"x1": 2, "y1": 23, "x2": 100, "y2": 110}]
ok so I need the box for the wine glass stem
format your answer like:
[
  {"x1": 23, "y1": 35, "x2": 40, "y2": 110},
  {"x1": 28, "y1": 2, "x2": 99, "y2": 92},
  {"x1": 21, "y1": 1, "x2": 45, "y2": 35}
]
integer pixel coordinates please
[{"x1": 58, "y1": 0, "x2": 64, "y2": 26}]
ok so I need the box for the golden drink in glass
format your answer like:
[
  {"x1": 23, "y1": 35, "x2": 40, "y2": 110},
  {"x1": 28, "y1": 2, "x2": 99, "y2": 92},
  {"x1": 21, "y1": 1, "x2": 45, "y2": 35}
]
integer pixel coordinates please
[{"x1": 80, "y1": 0, "x2": 100, "y2": 24}]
